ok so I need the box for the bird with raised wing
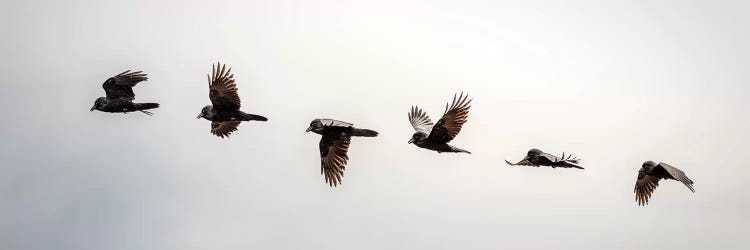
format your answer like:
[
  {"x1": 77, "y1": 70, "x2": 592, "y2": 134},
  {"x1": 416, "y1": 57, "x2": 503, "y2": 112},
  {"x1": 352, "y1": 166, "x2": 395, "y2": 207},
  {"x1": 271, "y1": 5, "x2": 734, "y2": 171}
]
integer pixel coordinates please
[
  {"x1": 407, "y1": 92, "x2": 472, "y2": 153},
  {"x1": 90, "y1": 70, "x2": 159, "y2": 115},
  {"x1": 634, "y1": 161, "x2": 695, "y2": 206},
  {"x1": 306, "y1": 119, "x2": 378, "y2": 187},
  {"x1": 197, "y1": 63, "x2": 268, "y2": 138},
  {"x1": 505, "y1": 148, "x2": 584, "y2": 169}
]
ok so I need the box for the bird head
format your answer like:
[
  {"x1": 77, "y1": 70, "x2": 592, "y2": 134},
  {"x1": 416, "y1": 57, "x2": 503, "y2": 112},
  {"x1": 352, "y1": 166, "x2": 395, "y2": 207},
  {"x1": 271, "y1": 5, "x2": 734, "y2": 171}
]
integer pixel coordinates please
[
  {"x1": 525, "y1": 148, "x2": 543, "y2": 160},
  {"x1": 90, "y1": 97, "x2": 106, "y2": 111},
  {"x1": 306, "y1": 119, "x2": 324, "y2": 134},
  {"x1": 104, "y1": 77, "x2": 115, "y2": 85},
  {"x1": 641, "y1": 161, "x2": 657, "y2": 170},
  {"x1": 197, "y1": 106, "x2": 211, "y2": 119},
  {"x1": 527, "y1": 148, "x2": 543, "y2": 156},
  {"x1": 408, "y1": 132, "x2": 427, "y2": 144}
]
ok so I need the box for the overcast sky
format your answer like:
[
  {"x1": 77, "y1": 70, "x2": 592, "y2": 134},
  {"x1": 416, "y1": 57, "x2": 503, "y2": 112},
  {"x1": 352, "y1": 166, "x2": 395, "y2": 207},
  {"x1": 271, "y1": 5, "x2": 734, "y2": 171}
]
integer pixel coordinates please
[{"x1": 1, "y1": 0, "x2": 749, "y2": 249}]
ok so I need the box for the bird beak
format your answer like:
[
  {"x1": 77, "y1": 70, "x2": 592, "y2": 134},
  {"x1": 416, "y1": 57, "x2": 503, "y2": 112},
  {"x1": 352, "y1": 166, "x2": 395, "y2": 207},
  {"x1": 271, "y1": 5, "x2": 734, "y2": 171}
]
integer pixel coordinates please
[
  {"x1": 90, "y1": 105, "x2": 96, "y2": 112},
  {"x1": 196, "y1": 113, "x2": 202, "y2": 119},
  {"x1": 305, "y1": 126, "x2": 312, "y2": 133},
  {"x1": 407, "y1": 138, "x2": 414, "y2": 144}
]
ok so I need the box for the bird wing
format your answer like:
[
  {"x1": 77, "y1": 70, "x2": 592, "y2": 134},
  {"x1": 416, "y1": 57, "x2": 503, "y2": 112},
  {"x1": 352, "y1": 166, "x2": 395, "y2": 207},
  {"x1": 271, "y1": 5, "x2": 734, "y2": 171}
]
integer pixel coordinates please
[
  {"x1": 211, "y1": 121, "x2": 241, "y2": 138},
  {"x1": 319, "y1": 132, "x2": 351, "y2": 187},
  {"x1": 634, "y1": 171, "x2": 662, "y2": 206},
  {"x1": 208, "y1": 63, "x2": 241, "y2": 110},
  {"x1": 657, "y1": 163, "x2": 695, "y2": 192},
  {"x1": 540, "y1": 152, "x2": 584, "y2": 169},
  {"x1": 318, "y1": 119, "x2": 354, "y2": 128},
  {"x1": 408, "y1": 106, "x2": 434, "y2": 134},
  {"x1": 427, "y1": 92, "x2": 472, "y2": 143},
  {"x1": 505, "y1": 159, "x2": 534, "y2": 166},
  {"x1": 103, "y1": 70, "x2": 148, "y2": 100},
  {"x1": 540, "y1": 152, "x2": 563, "y2": 162}
]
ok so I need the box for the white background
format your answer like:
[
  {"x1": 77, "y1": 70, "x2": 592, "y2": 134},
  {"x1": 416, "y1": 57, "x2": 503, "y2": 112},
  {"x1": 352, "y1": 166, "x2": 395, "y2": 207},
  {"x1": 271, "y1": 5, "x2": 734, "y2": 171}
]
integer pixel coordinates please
[{"x1": 1, "y1": 0, "x2": 748, "y2": 249}]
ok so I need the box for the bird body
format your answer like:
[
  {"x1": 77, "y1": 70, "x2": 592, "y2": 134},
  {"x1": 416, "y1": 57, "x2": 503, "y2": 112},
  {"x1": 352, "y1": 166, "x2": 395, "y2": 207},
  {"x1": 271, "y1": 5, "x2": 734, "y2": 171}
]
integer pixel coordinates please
[
  {"x1": 411, "y1": 133, "x2": 471, "y2": 153},
  {"x1": 505, "y1": 148, "x2": 584, "y2": 169},
  {"x1": 197, "y1": 63, "x2": 268, "y2": 138},
  {"x1": 407, "y1": 92, "x2": 472, "y2": 154},
  {"x1": 311, "y1": 125, "x2": 378, "y2": 139},
  {"x1": 634, "y1": 161, "x2": 694, "y2": 206},
  {"x1": 91, "y1": 70, "x2": 159, "y2": 115},
  {"x1": 198, "y1": 106, "x2": 267, "y2": 122},
  {"x1": 92, "y1": 98, "x2": 159, "y2": 114},
  {"x1": 306, "y1": 118, "x2": 378, "y2": 187}
]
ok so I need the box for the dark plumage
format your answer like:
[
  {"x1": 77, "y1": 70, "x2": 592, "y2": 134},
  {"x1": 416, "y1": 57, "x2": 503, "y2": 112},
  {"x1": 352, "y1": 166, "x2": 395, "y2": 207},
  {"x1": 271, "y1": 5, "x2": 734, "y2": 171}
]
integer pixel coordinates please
[
  {"x1": 306, "y1": 119, "x2": 378, "y2": 187},
  {"x1": 90, "y1": 70, "x2": 159, "y2": 115},
  {"x1": 197, "y1": 63, "x2": 268, "y2": 138},
  {"x1": 505, "y1": 148, "x2": 584, "y2": 169},
  {"x1": 407, "y1": 92, "x2": 472, "y2": 153},
  {"x1": 634, "y1": 161, "x2": 695, "y2": 206}
]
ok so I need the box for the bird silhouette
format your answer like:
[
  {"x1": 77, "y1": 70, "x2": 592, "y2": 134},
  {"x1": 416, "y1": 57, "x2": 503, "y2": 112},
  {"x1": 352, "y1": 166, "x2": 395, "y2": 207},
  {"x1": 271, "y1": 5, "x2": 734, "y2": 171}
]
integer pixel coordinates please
[
  {"x1": 505, "y1": 148, "x2": 584, "y2": 169},
  {"x1": 197, "y1": 63, "x2": 268, "y2": 138},
  {"x1": 634, "y1": 161, "x2": 694, "y2": 206},
  {"x1": 90, "y1": 70, "x2": 159, "y2": 115},
  {"x1": 407, "y1": 92, "x2": 472, "y2": 153},
  {"x1": 306, "y1": 119, "x2": 378, "y2": 187}
]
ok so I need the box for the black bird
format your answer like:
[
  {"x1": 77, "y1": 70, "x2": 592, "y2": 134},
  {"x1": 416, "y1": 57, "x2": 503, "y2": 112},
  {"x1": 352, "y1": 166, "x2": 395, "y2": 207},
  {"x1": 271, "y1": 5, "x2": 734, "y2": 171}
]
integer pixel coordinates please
[
  {"x1": 196, "y1": 63, "x2": 268, "y2": 138},
  {"x1": 505, "y1": 148, "x2": 584, "y2": 169},
  {"x1": 634, "y1": 161, "x2": 695, "y2": 206},
  {"x1": 90, "y1": 70, "x2": 159, "y2": 115},
  {"x1": 407, "y1": 92, "x2": 472, "y2": 153},
  {"x1": 306, "y1": 119, "x2": 378, "y2": 187}
]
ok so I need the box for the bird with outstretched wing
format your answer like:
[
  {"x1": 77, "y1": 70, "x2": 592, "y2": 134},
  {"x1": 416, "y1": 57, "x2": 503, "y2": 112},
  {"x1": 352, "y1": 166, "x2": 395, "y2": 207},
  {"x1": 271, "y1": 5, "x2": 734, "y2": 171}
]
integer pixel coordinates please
[{"x1": 407, "y1": 92, "x2": 472, "y2": 154}]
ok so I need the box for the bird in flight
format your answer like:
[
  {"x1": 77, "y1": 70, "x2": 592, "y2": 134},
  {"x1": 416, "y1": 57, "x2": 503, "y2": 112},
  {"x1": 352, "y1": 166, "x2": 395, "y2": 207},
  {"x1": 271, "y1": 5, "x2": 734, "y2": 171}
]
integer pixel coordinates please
[
  {"x1": 306, "y1": 119, "x2": 378, "y2": 187},
  {"x1": 634, "y1": 161, "x2": 695, "y2": 206},
  {"x1": 197, "y1": 63, "x2": 268, "y2": 138},
  {"x1": 90, "y1": 70, "x2": 159, "y2": 115},
  {"x1": 407, "y1": 92, "x2": 472, "y2": 154},
  {"x1": 505, "y1": 148, "x2": 584, "y2": 169}
]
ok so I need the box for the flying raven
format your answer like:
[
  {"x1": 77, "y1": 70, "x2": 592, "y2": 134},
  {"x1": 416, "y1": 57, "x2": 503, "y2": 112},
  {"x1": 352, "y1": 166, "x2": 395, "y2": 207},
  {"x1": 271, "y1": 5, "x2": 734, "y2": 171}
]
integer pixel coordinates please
[
  {"x1": 634, "y1": 161, "x2": 694, "y2": 206},
  {"x1": 306, "y1": 119, "x2": 378, "y2": 187},
  {"x1": 407, "y1": 92, "x2": 472, "y2": 153},
  {"x1": 505, "y1": 149, "x2": 584, "y2": 169},
  {"x1": 197, "y1": 63, "x2": 268, "y2": 138},
  {"x1": 90, "y1": 70, "x2": 159, "y2": 115}
]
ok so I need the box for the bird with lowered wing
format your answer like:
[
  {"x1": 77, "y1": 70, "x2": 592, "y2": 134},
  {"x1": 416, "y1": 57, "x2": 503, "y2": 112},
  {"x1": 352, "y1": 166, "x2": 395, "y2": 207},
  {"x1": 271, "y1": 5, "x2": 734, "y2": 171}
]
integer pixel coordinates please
[
  {"x1": 634, "y1": 161, "x2": 695, "y2": 206},
  {"x1": 306, "y1": 119, "x2": 378, "y2": 187}
]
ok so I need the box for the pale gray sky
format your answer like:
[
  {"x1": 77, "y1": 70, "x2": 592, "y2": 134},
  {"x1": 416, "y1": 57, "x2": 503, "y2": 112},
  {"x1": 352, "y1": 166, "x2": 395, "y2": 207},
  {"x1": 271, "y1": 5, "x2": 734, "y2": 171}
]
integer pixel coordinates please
[{"x1": 1, "y1": 0, "x2": 749, "y2": 249}]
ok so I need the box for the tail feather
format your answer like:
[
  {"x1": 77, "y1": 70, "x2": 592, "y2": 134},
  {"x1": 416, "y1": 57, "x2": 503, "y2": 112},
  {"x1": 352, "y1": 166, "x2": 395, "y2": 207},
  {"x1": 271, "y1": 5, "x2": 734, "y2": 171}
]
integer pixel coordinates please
[
  {"x1": 563, "y1": 162, "x2": 585, "y2": 169},
  {"x1": 241, "y1": 113, "x2": 268, "y2": 121},
  {"x1": 449, "y1": 145, "x2": 471, "y2": 154},
  {"x1": 135, "y1": 103, "x2": 159, "y2": 111},
  {"x1": 352, "y1": 128, "x2": 378, "y2": 137}
]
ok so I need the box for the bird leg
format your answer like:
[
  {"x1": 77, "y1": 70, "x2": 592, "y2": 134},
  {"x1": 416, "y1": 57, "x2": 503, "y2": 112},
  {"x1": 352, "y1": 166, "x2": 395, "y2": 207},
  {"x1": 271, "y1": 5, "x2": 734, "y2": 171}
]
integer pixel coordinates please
[{"x1": 140, "y1": 110, "x2": 154, "y2": 116}]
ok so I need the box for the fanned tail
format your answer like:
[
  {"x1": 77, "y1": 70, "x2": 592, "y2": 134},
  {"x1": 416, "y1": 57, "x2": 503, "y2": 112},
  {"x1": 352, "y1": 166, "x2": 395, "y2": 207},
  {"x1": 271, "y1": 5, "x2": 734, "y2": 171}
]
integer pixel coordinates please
[{"x1": 560, "y1": 152, "x2": 584, "y2": 169}]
